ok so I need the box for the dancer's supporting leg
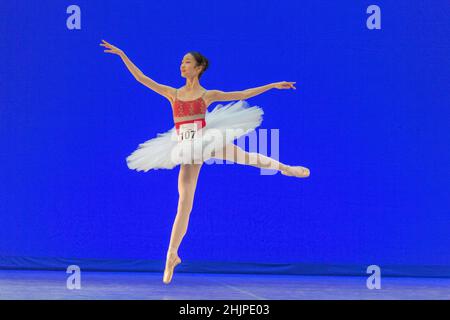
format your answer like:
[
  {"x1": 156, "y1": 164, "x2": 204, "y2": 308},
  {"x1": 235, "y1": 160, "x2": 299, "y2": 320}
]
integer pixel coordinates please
[
  {"x1": 164, "y1": 163, "x2": 203, "y2": 284},
  {"x1": 212, "y1": 143, "x2": 310, "y2": 177}
]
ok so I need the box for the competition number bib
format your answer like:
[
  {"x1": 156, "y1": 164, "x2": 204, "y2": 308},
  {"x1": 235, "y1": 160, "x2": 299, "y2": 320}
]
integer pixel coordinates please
[{"x1": 178, "y1": 123, "x2": 198, "y2": 142}]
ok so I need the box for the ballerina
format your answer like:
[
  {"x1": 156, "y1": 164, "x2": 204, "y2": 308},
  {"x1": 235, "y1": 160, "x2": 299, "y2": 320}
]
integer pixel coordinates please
[{"x1": 100, "y1": 40, "x2": 310, "y2": 284}]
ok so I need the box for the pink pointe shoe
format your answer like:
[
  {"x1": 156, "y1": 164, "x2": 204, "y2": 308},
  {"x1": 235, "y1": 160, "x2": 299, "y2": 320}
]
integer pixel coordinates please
[
  {"x1": 281, "y1": 165, "x2": 310, "y2": 178},
  {"x1": 163, "y1": 252, "x2": 182, "y2": 284}
]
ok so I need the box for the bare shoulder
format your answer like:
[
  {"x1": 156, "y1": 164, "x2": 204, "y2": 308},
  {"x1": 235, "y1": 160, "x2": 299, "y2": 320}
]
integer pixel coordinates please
[
  {"x1": 202, "y1": 89, "x2": 214, "y2": 107},
  {"x1": 203, "y1": 89, "x2": 222, "y2": 105},
  {"x1": 204, "y1": 89, "x2": 219, "y2": 98},
  {"x1": 164, "y1": 87, "x2": 178, "y2": 106},
  {"x1": 204, "y1": 89, "x2": 245, "y2": 103},
  {"x1": 136, "y1": 76, "x2": 178, "y2": 106}
]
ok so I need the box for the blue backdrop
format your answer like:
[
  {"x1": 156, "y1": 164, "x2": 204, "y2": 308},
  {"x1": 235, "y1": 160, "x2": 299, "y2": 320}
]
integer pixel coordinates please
[{"x1": 1, "y1": 0, "x2": 449, "y2": 276}]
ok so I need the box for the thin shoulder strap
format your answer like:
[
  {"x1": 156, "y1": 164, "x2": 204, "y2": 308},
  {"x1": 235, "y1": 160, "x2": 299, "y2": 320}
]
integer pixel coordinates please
[
  {"x1": 174, "y1": 88, "x2": 178, "y2": 100},
  {"x1": 201, "y1": 89, "x2": 207, "y2": 97}
]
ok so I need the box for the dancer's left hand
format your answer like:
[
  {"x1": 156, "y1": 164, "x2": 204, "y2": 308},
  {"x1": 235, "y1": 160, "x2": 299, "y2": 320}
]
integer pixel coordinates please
[
  {"x1": 273, "y1": 81, "x2": 296, "y2": 90},
  {"x1": 100, "y1": 39, "x2": 124, "y2": 56}
]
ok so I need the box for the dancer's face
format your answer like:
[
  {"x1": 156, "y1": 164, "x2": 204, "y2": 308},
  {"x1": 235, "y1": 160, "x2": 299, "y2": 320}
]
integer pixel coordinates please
[{"x1": 180, "y1": 54, "x2": 202, "y2": 79}]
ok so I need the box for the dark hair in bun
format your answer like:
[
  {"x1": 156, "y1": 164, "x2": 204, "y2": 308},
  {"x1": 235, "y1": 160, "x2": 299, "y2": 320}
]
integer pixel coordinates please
[{"x1": 188, "y1": 51, "x2": 209, "y2": 79}]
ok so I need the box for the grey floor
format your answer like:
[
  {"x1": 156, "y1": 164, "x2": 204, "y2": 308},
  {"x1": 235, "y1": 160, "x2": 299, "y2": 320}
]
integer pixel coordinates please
[{"x1": 0, "y1": 270, "x2": 449, "y2": 300}]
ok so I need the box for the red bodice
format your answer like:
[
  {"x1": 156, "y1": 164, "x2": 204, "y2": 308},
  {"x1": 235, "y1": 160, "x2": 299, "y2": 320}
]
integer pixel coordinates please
[
  {"x1": 172, "y1": 97, "x2": 207, "y2": 118},
  {"x1": 172, "y1": 90, "x2": 208, "y2": 135}
]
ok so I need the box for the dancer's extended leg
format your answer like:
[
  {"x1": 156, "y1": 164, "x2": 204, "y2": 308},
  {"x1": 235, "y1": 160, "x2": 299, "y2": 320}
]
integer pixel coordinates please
[
  {"x1": 212, "y1": 143, "x2": 310, "y2": 177},
  {"x1": 163, "y1": 163, "x2": 203, "y2": 284}
]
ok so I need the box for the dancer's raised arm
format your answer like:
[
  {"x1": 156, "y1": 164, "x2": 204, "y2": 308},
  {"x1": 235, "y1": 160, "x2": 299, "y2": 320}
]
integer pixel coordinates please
[
  {"x1": 100, "y1": 40, "x2": 174, "y2": 100},
  {"x1": 208, "y1": 81, "x2": 296, "y2": 103}
]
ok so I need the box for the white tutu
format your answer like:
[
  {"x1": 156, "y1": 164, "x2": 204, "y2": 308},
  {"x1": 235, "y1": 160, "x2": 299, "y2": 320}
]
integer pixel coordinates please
[{"x1": 126, "y1": 100, "x2": 264, "y2": 172}]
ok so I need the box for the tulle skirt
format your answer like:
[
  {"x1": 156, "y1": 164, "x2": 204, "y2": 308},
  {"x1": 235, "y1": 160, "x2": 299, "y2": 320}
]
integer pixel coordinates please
[{"x1": 126, "y1": 100, "x2": 264, "y2": 172}]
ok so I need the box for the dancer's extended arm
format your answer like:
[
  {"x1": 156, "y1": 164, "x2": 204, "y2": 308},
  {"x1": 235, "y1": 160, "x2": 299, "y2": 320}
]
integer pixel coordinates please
[
  {"x1": 119, "y1": 52, "x2": 174, "y2": 100},
  {"x1": 208, "y1": 81, "x2": 296, "y2": 103},
  {"x1": 100, "y1": 40, "x2": 174, "y2": 100}
]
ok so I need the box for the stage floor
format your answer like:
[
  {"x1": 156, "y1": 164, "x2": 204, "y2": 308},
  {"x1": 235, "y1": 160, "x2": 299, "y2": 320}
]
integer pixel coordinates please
[{"x1": 0, "y1": 270, "x2": 449, "y2": 300}]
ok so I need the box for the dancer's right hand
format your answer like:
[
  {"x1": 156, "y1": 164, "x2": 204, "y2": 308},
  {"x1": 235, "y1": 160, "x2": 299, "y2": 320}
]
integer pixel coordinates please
[
  {"x1": 100, "y1": 40, "x2": 124, "y2": 56},
  {"x1": 273, "y1": 81, "x2": 296, "y2": 90}
]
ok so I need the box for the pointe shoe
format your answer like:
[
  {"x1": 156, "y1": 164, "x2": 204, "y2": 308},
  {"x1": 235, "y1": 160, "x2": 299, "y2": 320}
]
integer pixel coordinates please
[
  {"x1": 163, "y1": 252, "x2": 182, "y2": 284},
  {"x1": 281, "y1": 165, "x2": 310, "y2": 178}
]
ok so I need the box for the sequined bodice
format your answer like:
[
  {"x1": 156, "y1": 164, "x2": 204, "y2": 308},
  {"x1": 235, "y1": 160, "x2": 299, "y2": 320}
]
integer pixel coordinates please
[
  {"x1": 173, "y1": 97, "x2": 207, "y2": 117},
  {"x1": 172, "y1": 89, "x2": 207, "y2": 121}
]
